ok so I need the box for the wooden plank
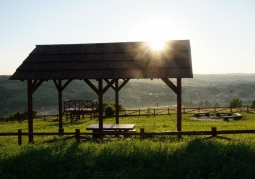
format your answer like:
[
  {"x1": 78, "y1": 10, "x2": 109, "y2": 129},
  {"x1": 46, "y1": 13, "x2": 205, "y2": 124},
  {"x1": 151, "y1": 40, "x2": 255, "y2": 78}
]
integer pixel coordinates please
[{"x1": 86, "y1": 124, "x2": 135, "y2": 130}]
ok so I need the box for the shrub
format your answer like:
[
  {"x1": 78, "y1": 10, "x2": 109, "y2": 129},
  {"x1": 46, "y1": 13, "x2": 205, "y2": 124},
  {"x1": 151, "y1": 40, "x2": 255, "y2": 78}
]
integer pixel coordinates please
[
  {"x1": 250, "y1": 100, "x2": 255, "y2": 108},
  {"x1": 0, "y1": 115, "x2": 5, "y2": 121},
  {"x1": 229, "y1": 98, "x2": 242, "y2": 108},
  {"x1": 103, "y1": 103, "x2": 125, "y2": 111},
  {"x1": 8, "y1": 111, "x2": 37, "y2": 121},
  {"x1": 104, "y1": 104, "x2": 116, "y2": 117}
]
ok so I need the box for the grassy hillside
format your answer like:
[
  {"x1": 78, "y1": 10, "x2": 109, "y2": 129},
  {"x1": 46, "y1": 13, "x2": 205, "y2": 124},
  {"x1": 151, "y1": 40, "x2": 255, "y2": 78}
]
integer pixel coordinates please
[
  {"x1": 1, "y1": 113, "x2": 255, "y2": 178},
  {"x1": 1, "y1": 74, "x2": 255, "y2": 116}
]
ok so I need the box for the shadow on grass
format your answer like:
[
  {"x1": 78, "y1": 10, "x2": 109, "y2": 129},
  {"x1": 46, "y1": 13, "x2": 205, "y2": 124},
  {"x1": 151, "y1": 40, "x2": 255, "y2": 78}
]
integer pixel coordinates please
[{"x1": 1, "y1": 139, "x2": 255, "y2": 178}]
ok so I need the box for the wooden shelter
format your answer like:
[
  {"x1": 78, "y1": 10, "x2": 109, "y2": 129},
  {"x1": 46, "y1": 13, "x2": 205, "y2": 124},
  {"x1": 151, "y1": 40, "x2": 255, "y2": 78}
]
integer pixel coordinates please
[{"x1": 10, "y1": 40, "x2": 193, "y2": 142}]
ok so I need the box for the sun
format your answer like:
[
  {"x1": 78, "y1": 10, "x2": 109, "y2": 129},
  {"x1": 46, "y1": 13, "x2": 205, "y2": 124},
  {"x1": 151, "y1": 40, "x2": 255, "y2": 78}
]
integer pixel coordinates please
[{"x1": 148, "y1": 40, "x2": 166, "y2": 51}]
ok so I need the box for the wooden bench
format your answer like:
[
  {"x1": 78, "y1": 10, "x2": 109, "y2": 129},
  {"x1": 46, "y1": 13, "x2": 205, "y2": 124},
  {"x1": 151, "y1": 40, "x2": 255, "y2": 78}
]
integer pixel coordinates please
[
  {"x1": 216, "y1": 112, "x2": 232, "y2": 117},
  {"x1": 102, "y1": 129, "x2": 136, "y2": 138},
  {"x1": 222, "y1": 113, "x2": 243, "y2": 121},
  {"x1": 86, "y1": 124, "x2": 136, "y2": 138},
  {"x1": 194, "y1": 112, "x2": 210, "y2": 117},
  {"x1": 102, "y1": 129, "x2": 136, "y2": 133}
]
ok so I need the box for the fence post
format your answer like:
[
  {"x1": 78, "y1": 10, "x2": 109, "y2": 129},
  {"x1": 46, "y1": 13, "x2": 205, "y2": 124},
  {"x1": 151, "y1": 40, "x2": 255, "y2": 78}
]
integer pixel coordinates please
[
  {"x1": 183, "y1": 108, "x2": 185, "y2": 114},
  {"x1": 75, "y1": 129, "x2": 81, "y2": 143},
  {"x1": 125, "y1": 110, "x2": 126, "y2": 116},
  {"x1": 139, "y1": 109, "x2": 140, "y2": 116},
  {"x1": 154, "y1": 109, "x2": 155, "y2": 116},
  {"x1": 140, "y1": 128, "x2": 144, "y2": 140},
  {"x1": 57, "y1": 114, "x2": 59, "y2": 120},
  {"x1": 44, "y1": 115, "x2": 46, "y2": 120},
  {"x1": 211, "y1": 127, "x2": 217, "y2": 137},
  {"x1": 18, "y1": 129, "x2": 22, "y2": 145}
]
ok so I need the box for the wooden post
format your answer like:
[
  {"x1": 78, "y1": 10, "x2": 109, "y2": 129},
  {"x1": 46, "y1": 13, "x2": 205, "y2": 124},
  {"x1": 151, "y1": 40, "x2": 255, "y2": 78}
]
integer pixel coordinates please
[
  {"x1": 27, "y1": 80, "x2": 34, "y2": 143},
  {"x1": 75, "y1": 129, "x2": 81, "y2": 143},
  {"x1": 58, "y1": 80, "x2": 64, "y2": 133},
  {"x1": 211, "y1": 127, "x2": 217, "y2": 137},
  {"x1": 98, "y1": 79, "x2": 103, "y2": 132},
  {"x1": 177, "y1": 78, "x2": 182, "y2": 139},
  {"x1": 139, "y1": 109, "x2": 140, "y2": 116},
  {"x1": 115, "y1": 80, "x2": 119, "y2": 124},
  {"x1": 18, "y1": 129, "x2": 22, "y2": 145},
  {"x1": 140, "y1": 128, "x2": 144, "y2": 140}
]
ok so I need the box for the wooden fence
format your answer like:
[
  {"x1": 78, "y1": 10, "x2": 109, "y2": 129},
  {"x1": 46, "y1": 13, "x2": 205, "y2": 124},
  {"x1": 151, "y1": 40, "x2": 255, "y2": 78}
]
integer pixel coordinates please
[
  {"x1": 1, "y1": 127, "x2": 255, "y2": 145},
  {"x1": 119, "y1": 106, "x2": 253, "y2": 116},
  {"x1": 1, "y1": 106, "x2": 255, "y2": 122}
]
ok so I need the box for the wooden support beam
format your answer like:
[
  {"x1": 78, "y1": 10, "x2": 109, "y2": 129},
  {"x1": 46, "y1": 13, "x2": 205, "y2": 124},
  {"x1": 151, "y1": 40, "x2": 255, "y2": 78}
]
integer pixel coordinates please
[
  {"x1": 57, "y1": 80, "x2": 63, "y2": 133},
  {"x1": 53, "y1": 79, "x2": 73, "y2": 133},
  {"x1": 32, "y1": 80, "x2": 44, "y2": 93},
  {"x1": 161, "y1": 78, "x2": 182, "y2": 139},
  {"x1": 105, "y1": 79, "x2": 130, "y2": 124},
  {"x1": 177, "y1": 78, "x2": 182, "y2": 139},
  {"x1": 161, "y1": 78, "x2": 178, "y2": 94},
  {"x1": 102, "y1": 79, "x2": 117, "y2": 94},
  {"x1": 84, "y1": 79, "x2": 99, "y2": 94},
  {"x1": 27, "y1": 80, "x2": 34, "y2": 143},
  {"x1": 61, "y1": 79, "x2": 72, "y2": 91},
  {"x1": 98, "y1": 79, "x2": 103, "y2": 132},
  {"x1": 26, "y1": 79, "x2": 45, "y2": 143},
  {"x1": 115, "y1": 80, "x2": 119, "y2": 124},
  {"x1": 118, "y1": 79, "x2": 130, "y2": 91},
  {"x1": 104, "y1": 79, "x2": 116, "y2": 90}
]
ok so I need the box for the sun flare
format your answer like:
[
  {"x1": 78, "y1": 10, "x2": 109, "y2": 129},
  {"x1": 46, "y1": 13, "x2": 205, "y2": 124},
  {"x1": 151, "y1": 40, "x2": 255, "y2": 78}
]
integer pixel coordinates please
[{"x1": 149, "y1": 40, "x2": 166, "y2": 51}]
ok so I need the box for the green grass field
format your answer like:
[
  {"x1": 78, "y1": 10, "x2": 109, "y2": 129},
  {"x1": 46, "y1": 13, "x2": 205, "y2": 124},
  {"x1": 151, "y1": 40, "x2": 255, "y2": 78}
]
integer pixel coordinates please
[{"x1": 1, "y1": 113, "x2": 255, "y2": 178}]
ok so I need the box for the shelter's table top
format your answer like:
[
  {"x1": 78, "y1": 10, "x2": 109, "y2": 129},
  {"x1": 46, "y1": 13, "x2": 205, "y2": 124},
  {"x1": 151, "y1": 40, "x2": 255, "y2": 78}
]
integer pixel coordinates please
[{"x1": 86, "y1": 124, "x2": 135, "y2": 130}]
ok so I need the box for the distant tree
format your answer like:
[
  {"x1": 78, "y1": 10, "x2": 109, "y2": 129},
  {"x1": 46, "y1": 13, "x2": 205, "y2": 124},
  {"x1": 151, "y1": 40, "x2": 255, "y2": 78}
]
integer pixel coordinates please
[
  {"x1": 204, "y1": 100, "x2": 210, "y2": 107},
  {"x1": 213, "y1": 102, "x2": 220, "y2": 107},
  {"x1": 250, "y1": 100, "x2": 255, "y2": 108},
  {"x1": 229, "y1": 98, "x2": 242, "y2": 108}
]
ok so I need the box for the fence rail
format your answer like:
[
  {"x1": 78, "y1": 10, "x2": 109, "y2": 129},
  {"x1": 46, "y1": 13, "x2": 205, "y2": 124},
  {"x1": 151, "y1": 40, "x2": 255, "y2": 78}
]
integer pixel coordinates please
[
  {"x1": 1, "y1": 127, "x2": 255, "y2": 145},
  {"x1": 1, "y1": 106, "x2": 255, "y2": 122}
]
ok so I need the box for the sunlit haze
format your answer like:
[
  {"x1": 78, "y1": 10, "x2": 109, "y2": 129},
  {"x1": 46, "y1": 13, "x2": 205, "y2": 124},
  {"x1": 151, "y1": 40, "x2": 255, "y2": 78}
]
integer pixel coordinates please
[
  {"x1": 149, "y1": 40, "x2": 166, "y2": 51},
  {"x1": 1, "y1": 0, "x2": 255, "y2": 75}
]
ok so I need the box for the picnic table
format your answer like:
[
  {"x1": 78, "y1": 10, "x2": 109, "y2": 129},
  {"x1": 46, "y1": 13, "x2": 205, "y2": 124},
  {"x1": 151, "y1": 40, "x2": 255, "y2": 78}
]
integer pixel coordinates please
[
  {"x1": 222, "y1": 113, "x2": 243, "y2": 121},
  {"x1": 194, "y1": 112, "x2": 210, "y2": 117},
  {"x1": 86, "y1": 124, "x2": 136, "y2": 138}
]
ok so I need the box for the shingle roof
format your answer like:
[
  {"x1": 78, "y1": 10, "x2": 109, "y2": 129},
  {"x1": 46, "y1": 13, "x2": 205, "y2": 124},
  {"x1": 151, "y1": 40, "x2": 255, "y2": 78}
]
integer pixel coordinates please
[{"x1": 9, "y1": 40, "x2": 193, "y2": 80}]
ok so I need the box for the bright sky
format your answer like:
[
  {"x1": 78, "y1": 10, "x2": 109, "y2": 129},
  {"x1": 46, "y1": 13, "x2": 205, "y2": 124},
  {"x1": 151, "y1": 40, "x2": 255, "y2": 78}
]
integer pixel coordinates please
[{"x1": 1, "y1": 0, "x2": 255, "y2": 75}]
